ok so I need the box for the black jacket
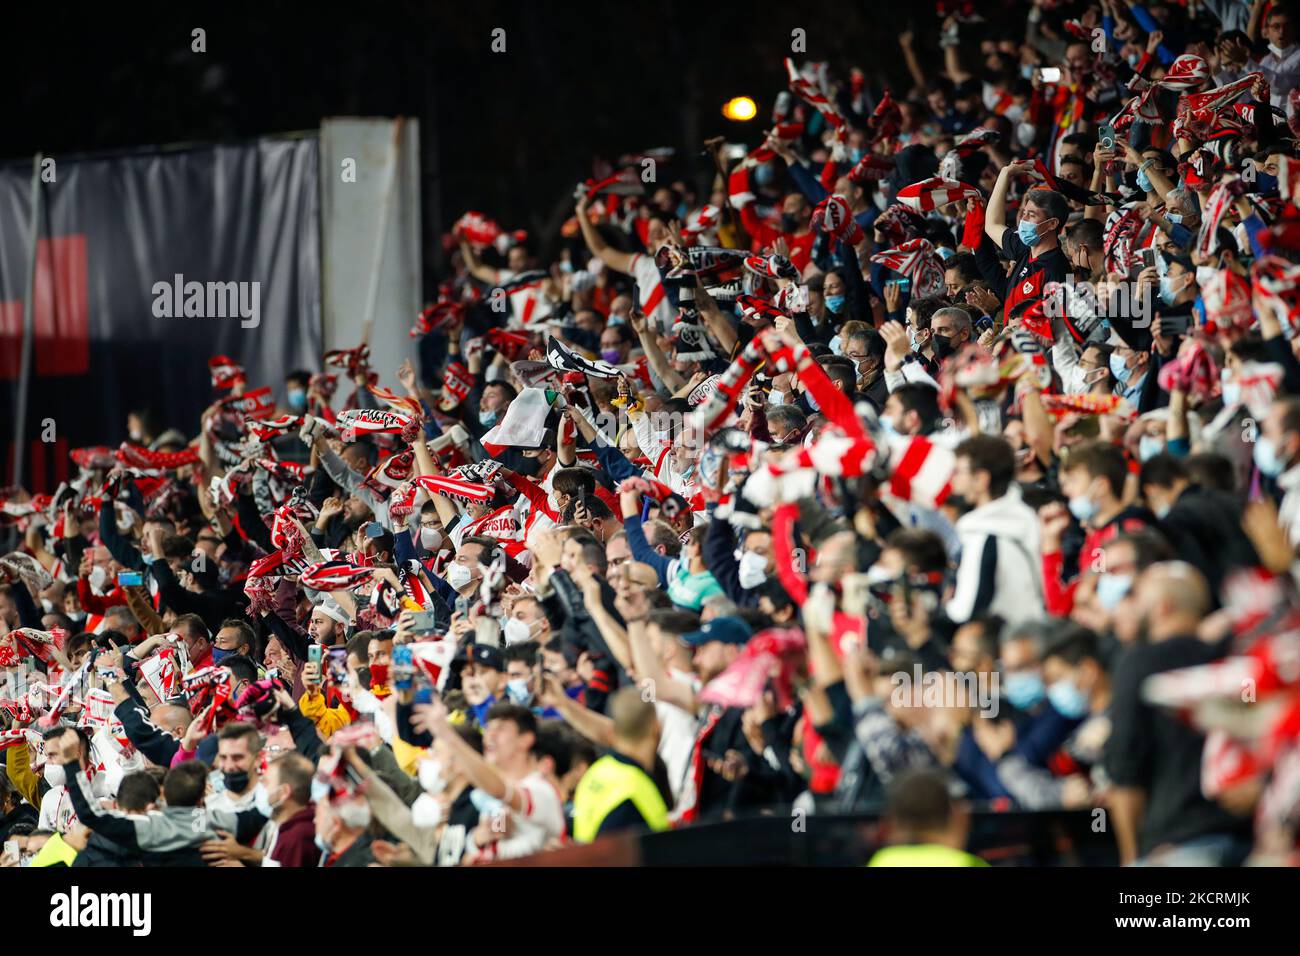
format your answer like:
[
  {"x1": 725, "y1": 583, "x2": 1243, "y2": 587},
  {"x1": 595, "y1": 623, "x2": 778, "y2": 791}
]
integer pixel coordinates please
[
  {"x1": 1156, "y1": 485, "x2": 1259, "y2": 601},
  {"x1": 149, "y1": 559, "x2": 247, "y2": 633},
  {"x1": 72, "y1": 830, "x2": 144, "y2": 868}
]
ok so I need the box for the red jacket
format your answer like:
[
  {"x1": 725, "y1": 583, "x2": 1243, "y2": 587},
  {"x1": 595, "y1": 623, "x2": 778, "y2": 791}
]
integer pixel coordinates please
[
  {"x1": 76, "y1": 577, "x2": 127, "y2": 615},
  {"x1": 269, "y1": 806, "x2": 322, "y2": 867}
]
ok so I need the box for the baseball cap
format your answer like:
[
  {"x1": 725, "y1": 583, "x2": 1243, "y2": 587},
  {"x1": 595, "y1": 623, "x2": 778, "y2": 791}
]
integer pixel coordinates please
[
  {"x1": 469, "y1": 643, "x2": 505, "y2": 672},
  {"x1": 680, "y1": 615, "x2": 752, "y2": 647}
]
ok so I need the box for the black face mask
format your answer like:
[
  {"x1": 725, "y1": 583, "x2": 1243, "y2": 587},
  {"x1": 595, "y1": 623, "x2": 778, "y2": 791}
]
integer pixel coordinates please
[
  {"x1": 931, "y1": 333, "x2": 956, "y2": 359},
  {"x1": 780, "y1": 213, "x2": 801, "y2": 233},
  {"x1": 223, "y1": 770, "x2": 251, "y2": 794}
]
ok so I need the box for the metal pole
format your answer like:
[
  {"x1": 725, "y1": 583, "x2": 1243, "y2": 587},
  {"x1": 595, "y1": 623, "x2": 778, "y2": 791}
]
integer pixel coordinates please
[
  {"x1": 12, "y1": 152, "x2": 43, "y2": 489},
  {"x1": 359, "y1": 117, "x2": 404, "y2": 346}
]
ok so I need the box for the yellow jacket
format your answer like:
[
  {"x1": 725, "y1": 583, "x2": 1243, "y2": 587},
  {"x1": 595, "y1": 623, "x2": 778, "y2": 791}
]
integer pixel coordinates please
[
  {"x1": 298, "y1": 690, "x2": 352, "y2": 738},
  {"x1": 5, "y1": 742, "x2": 41, "y2": 807},
  {"x1": 389, "y1": 735, "x2": 425, "y2": 776},
  {"x1": 31, "y1": 832, "x2": 79, "y2": 867}
]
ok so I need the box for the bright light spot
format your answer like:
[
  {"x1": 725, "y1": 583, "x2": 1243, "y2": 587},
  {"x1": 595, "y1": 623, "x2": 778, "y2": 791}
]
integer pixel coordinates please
[{"x1": 722, "y1": 96, "x2": 758, "y2": 121}]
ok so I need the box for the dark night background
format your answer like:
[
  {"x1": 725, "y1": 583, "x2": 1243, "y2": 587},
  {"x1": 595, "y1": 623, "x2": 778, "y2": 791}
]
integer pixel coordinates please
[{"x1": 0, "y1": 1, "x2": 960, "y2": 290}]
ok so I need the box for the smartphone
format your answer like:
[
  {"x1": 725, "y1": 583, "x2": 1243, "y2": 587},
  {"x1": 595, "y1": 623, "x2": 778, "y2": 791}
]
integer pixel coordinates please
[
  {"x1": 407, "y1": 610, "x2": 441, "y2": 636},
  {"x1": 1098, "y1": 124, "x2": 1116, "y2": 151},
  {"x1": 1160, "y1": 313, "x2": 1191, "y2": 336},
  {"x1": 117, "y1": 570, "x2": 143, "y2": 587},
  {"x1": 393, "y1": 645, "x2": 414, "y2": 693},
  {"x1": 307, "y1": 644, "x2": 324, "y2": 680},
  {"x1": 326, "y1": 647, "x2": 348, "y2": 684},
  {"x1": 885, "y1": 278, "x2": 912, "y2": 290},
  {"x1": 1, "y1": 840, "x2": 18, "y2": 866},
  {"x1": 1038, "y1": 67, "x2": 1062, "y2": 83}
]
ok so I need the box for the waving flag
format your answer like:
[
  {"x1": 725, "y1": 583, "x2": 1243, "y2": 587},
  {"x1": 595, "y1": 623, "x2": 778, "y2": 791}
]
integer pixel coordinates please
[
  {"x1": 896, "y1": 177, "x2": 982, "y2": 214},
  {"x1": 300, "y1": 559, "x2": 374, "y2": 592},
  {"x1": 481, "y1": 387, "x2": 556, "y2": 456},
  {"x1": 545, "y1": 336, "x2": 622, "y2": 379},
  {"x1": 413, "y1": 474, "x2": 494, "y2": 504},
  {"x1": 871, "y1": 238, "x2": 945, "y2": 297}
]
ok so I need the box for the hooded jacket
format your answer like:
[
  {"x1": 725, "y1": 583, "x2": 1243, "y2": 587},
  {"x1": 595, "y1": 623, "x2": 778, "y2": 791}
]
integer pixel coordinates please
[{"x1": 947, "y1": 484, "x2": 1043, "y2": 627}]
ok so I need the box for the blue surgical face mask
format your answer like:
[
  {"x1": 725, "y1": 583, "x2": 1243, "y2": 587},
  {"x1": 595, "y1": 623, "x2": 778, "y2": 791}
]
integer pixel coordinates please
[
  {"x1": 211, "y1": 647, "x2": 233, "y2": 665},
  {"x1": 1158, "y1": 275, "x2": 1181, "y2": 305},
  {"x1": 479, "y1": 410, "x2": 499, "y2": 428},
  {"x1": 1068, "y1": 494, "x2": 1098, "y2": 522},
  {"x1": 1095, "y1": 572, "x2": 1132, "y2": 610},
  {"x1": 1047, "y1": 678, "x2": 1090, "y2": 719},
  {"x1": 824, "y1": 294, "x2": 846, "y2": 314},
  {"x1": 1017, "y1": 219, "x2": 1041, "y2": 246},
  {"x1": 1254, "y1": 436, "x2": 1288, "y2": 477},
  {"x1": 310, "y1": 778, "x2": 331, "y2": 804},
  {"x1": 254, "y1": 784, "x2": 279, "y2": 817},
  {"x1": 1003, "y1": 671, "x2": 1045, "y2": 711},
  {"x1": 1166, "y1": 211, "x2": 1184, "y2": 224},
  {"x1": 1222, "y1": 381, "x2": 1241, "y2": 406},
  {"x1": 1136, "y1": 168, "x2": 1153, "y2": 193},
  {"x1": 505, "y1": 678, "x2": 533, "y2": 707},
  {"x1": 803, "y1": 389, "x2": 821, "y2": 413},
  {"x1": 1109, "y1": 353, "x2": 1132, "y2": 385},
  {"x1": 1138, "y1": 435, "x2": 1164, "y2": 462},
  {"x1": 287, "y1": 389, "x2": 308, "y2": 411}
]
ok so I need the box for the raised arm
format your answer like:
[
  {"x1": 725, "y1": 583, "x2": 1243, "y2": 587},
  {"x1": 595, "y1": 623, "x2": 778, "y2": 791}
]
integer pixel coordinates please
[
  {"x1": 631, "y1": 310, "x2": 687, "y2": 393},
  {"x1": 985, "y1": 160, "x2": 1034, "y2": 249},
  {"x1": 574, "y1": 193, "x2": 637, "y2": 275},
  {"x1": 458, "y1": 239, "x2": 502, "y2": 285}
]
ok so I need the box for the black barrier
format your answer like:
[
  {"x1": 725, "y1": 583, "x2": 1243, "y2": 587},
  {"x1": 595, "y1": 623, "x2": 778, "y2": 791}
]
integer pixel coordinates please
[{"x1": 511, "y1": 808, "x2": 1119, "y2": 866}]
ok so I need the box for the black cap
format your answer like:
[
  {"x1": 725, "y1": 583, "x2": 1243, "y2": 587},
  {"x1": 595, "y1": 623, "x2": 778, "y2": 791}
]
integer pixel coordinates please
[{"x1": 469, "y1": 643, "x2": 505, "y2": 672}]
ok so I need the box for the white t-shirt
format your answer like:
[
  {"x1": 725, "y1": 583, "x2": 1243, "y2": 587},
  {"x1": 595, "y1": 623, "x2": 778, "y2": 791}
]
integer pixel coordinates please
[
  {"x1": 657, "y1": 668, "x2": 702, "y2": 804},
  {"x1": 472, "y1": 771, "x2": 565, "y2": 861}
]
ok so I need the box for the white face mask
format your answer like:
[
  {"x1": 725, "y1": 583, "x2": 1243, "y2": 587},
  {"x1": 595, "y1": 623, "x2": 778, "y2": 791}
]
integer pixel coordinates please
[
  {"x1": 768, "y1": 390, "x2": 785, "y2": 406},
  {"x1": 88, "y1": 565, "x2": 109, "y2": 593},
  {"x1": 410, "y1": 792, "x2": 445, "y2": 829},
  {"x1": 420, "y1": 526, "x2": 443, "y2": 551},
  {"x1": 738, "y1": 551, "x2": 768, "y2": 590},
  {"x1": 417, "y1": 758, "x2": 448, "y2": 794},
  {"x1": 1196, "y1": 265, "x2": 1218, "y2": 287},
  {"x1": 44, "y1": 764, "x2": 67, "y2": 788},
  {"x1": 446, "y1": 561, "x2": 474, "y2": 591},
  {"x1": 335, "y1": 799, "x2": 371, "y2": 830},
  {"x1": 503, "y1": 616, "x2": 535, "y2": 645}
]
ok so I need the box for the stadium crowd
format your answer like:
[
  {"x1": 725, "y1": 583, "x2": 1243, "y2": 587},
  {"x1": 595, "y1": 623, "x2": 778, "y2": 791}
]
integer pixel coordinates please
[{"x1": 4, "y1": 0, "x2": 1300, "y2": 867}]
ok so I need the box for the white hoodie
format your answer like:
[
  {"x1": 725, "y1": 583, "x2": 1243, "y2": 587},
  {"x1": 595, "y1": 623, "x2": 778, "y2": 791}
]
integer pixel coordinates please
[{"x1": 947, "y1": 484, "x2": 1044, "y2": 627}]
